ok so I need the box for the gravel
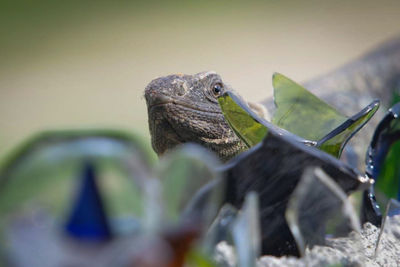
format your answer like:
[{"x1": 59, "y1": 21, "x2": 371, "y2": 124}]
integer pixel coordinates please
[{"x1": 215, "y1": 221, "x2": 400, "y2": 267}]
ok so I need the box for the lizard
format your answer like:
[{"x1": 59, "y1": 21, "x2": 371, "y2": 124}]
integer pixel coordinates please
[{"x1": 144, "y1": 36, "x2": 400, "y2": 164}]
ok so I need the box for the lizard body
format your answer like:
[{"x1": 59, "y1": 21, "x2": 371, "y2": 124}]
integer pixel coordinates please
[{"x1": 145, "y1": 37, "x2": 400, "y2": 163}]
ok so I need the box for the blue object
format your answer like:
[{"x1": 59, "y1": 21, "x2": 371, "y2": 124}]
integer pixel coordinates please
[{"x1": 65, "y1": 163, "x2": 112, "y2": 241}]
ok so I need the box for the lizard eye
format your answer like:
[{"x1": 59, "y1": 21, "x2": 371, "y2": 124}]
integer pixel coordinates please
[{"x1": 212, "y1": 82, "x2": 223, "y2": 96}]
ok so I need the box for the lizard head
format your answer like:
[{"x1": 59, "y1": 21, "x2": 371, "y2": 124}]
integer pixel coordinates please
[{"x1": 144, "y1": 71, "x2": 247, "y2": 161}]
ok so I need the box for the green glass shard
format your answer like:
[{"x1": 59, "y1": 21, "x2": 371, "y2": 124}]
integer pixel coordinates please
[
  {"x1": 218, "y1": 93, "x2": 268, "y2": 147},
  {"x1": 218, "y1": 73, "x2": 379, "y2": 158},
  {"x1": 0, "y1": 129, "x2": 155, "y2": 251},
  {"x1": 272, "y1": 73, "x2": 379, "y2": 157},
  {"x1": 317, "y1": 101, "x2": 379, "y2": 157},
  {"x1": 273, "y1": 73, "x2": 348, "y2": 140}
]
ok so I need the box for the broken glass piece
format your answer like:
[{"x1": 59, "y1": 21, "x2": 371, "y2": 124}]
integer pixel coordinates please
[
  {"x1": 316, "y1": 99, "x2": 379, "y2": 157},
  {"x1": 273, "y1": 73, "x2": 379, "y2": 158},
  {"x1": 65, "y1": 163, "x2": 112, "y2": 241},
  {"x1": 360, "y1": 186, "x2": 382, "y2": 227},
  {"x1": 213, "y1": 118, "x2": 373, "y2": 256},
  {"x1": 182, "y1": 176, "x2": 225, "y2": 233},
  {"x1": 0, "y1": 132, "x2": 221, "y2": 265},
  {"x1": 375, "y1": 199, "x2": 400, "y2": 257},
  {"x1": 366, "y1": 102, "x2": 400, "y2": 203},
  {"x1": 286, "y1": 167, "x2": 362, "y2": 256},
  {"x1": 156, "y1": 144, "x2": 222, "y2": 226},
  {"x1": 272, "y1": 72, "x2": 347, "y2": 140},
  {"x1": 232, "y1": 192, "x2": 261, "y2": 267},
  {"x1": 218, "y1": 92, "x2": 269, "y2": 147},
  {"x1": 202, "y1": 204, "x2": 238, "y2": 254},
  {"x1": 219, "y1": 89, "x2": 378, "y2": 158},
  {"x1": 362, "y1": 103, "x2": 400, "y2": 226},
  {"x1": 141, "y1": 177, "x2": 163, "y2": 234}
]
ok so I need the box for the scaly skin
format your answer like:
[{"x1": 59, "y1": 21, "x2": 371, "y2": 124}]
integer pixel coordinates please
[
  {"x1": 145, "y1": 71, "x2": 247, "y2": 161},
  {"x1": 145, "y1": 37, "x2": 400, "y2": 163}
]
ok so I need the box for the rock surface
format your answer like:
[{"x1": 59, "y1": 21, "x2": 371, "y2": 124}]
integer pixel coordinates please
[{"x1": 215, "y1": 222, "x2": 400, "y2": 267}]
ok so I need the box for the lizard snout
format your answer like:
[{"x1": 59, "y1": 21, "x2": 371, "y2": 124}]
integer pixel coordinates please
[
  {"x1": 145, "y1": 88, "x2": 173, "y2": 108},
  {"x1": 144, "y1": 75, "x2": 189, "y2": 108}
]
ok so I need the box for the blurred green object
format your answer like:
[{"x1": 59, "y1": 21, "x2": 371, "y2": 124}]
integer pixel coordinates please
[
  {"x1": 0, "y1": 129, "x2": 153, "y2": 222},
  {"x1": 0, "y1": 129, "x2": 225, "y2": 266},
  {"x1": 218, "y1": 73, "x2": 379, "y2": 158},
  {"x1": 0, "y1": 129, "x2": 155, "y2": 265}
]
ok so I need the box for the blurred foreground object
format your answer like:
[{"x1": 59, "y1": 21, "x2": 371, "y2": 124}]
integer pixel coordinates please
[
  {"x1": 0, "y1": 130, "x2": 224, "y2": 266},
  {"x1": 0, "y1": 124, "x2": 400, "y2": 266}
]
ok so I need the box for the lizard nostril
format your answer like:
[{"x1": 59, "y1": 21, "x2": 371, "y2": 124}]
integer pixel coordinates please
[
  {"x1": 177, "y1": 89, "x2": 185, "y2": 96},
  {"x1": 175, "y1": 85, "x2": 187, "y2": 96},
  {"x1": 176, "y1": 80, "x2": 189, "y2": 96}
]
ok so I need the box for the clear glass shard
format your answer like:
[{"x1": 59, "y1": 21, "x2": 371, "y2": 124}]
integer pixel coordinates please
[
  {"x1": 202, "y1": 204, "x2": 238, "y2": 254},
  {"x1": 232, "y1": 192, "x2": 261, "y2": 267},
  {"x1": 141, "y1": 177, "x2": 163, "y2": 234},
  {"x1": 156, "y1": 144, "x2": 222, "y2": 225},
  {"x1": 375, "y1": 199, "x2": 400, "y2": 257},
  {"x1": 286, "y1": 167, "x2": 362, "y2": 257}
]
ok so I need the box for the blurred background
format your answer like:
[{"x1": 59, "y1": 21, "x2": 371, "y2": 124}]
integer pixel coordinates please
[{"x1": 1, "y1": 0, "x2": 400, "y2": 161}]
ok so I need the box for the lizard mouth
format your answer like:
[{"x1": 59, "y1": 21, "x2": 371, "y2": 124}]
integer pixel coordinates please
[
  {"x1": 148, "y1": 94, "x2": 174, "y2": 108},
  {"x1": 148, "y1": 94, "x2": 222, "y2": 114},
  {"x1": 149, "y1": 111, "x2": 185, "y2": 155}
]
